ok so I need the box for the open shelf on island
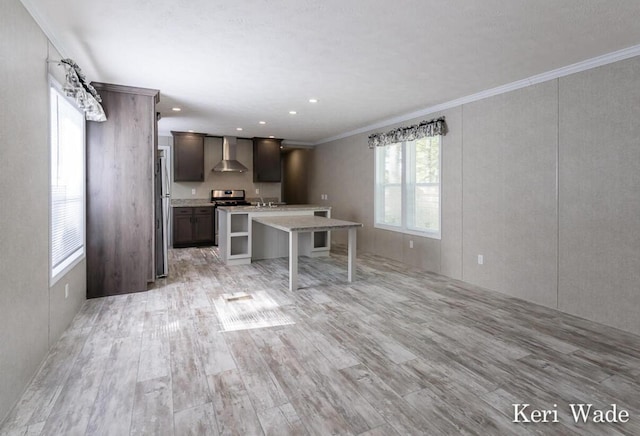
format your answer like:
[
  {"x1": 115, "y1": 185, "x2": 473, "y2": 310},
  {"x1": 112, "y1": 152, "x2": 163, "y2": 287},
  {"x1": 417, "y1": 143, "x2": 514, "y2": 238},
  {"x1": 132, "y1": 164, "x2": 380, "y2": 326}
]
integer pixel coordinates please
[
  {"x1": 313, "y1": 231, "x2": 328, "y2": 249},
  {"x1": 312, "y1": 210, "x2": 330, "y2": 250},
  {"x1": 230, "y1": 235, "x2": 249, "y2": 256},
  {"x1": 230, "y1": 213, "x2": 249, "y2": 233}
]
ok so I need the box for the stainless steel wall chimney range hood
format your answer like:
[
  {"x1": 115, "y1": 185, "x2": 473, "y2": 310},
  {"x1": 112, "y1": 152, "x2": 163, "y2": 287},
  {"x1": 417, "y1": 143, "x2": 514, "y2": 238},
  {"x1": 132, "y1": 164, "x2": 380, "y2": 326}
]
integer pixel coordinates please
[{"x1": 213, "y1": 136, "x2": 248, "y2": 172}]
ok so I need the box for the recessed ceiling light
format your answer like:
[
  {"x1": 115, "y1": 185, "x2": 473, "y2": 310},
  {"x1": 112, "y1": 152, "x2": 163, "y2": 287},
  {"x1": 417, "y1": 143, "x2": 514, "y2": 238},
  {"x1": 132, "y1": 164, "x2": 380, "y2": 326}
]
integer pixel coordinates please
[
  {"x1": 172, "y1": 107, "x2": 181, "y2": 112},
  {"x1": 259, "y1": 121, "x2": 266, "y2": 125},
  {"x1": 188, "y1": 129, "x2": 194, "y2": 132},
  {"x1": 269, "y1": 135, "x2": 275, "y2": 138},
  {"x1": 289, "y1": 111, "x2": 297, "y2": 115},
  {"x1": 309, "y1": 98, "x2": 318, "y2": 103},
  {"x1": 236, "y1": 127, "x2": 243, "y2": 131}
]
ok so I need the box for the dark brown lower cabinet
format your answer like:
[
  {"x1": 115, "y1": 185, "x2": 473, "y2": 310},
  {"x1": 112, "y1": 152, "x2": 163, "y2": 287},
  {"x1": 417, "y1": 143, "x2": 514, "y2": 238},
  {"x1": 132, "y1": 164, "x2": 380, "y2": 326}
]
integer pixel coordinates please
[
  {"x1": 194, "y1": 209, "x2": 214, "y2": 242},
  {"x1": 173, "y1": 208, "x2": 195, "y2": 246},
  {"x1": 173, "y1": 207, "x2": 214, "y2": 247}
]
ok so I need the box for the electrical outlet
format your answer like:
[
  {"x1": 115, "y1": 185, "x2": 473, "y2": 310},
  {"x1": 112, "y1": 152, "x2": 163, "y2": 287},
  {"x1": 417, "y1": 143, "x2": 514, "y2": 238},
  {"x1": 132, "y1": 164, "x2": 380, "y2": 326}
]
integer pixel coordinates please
[
  {"x1": 255, "y1": 188, "x2": 260, "y2": 194},
  {"x1": 409, "y1": 240, "x2": 414, "y2": 248},
  {"x1": 191, "y1": 188, "x2": 196, "y2": 195},
  {"x1": 64, "y1": 283, "x2": 69, "y2": 299},
  {"x1": 478, "y1": 254, "x2": 484, "y2": 265}
]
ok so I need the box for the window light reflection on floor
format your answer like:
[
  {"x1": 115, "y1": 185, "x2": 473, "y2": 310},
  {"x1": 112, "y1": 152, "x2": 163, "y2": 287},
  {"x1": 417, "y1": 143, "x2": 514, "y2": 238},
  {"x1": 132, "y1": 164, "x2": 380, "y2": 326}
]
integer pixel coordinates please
[{"x1": 213, "y1": 291, "x2": 295, "y2": 332}]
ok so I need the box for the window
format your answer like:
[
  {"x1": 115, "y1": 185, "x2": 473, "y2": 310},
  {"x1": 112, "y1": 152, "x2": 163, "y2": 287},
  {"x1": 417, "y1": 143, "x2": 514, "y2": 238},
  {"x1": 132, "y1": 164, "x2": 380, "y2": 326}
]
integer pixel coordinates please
[
  {"x1": 375, "y1": 136, "x2": 441, "y2": 238},
  {"x1": 50, "y1": 82, "x2": 86, "y2": 282}
]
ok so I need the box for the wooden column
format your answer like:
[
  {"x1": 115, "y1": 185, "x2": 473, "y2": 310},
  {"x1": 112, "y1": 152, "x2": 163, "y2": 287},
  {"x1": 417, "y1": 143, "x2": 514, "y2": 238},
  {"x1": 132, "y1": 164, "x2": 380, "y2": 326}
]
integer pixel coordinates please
[{"x1": 86, "y1": 83, "x2": 160, "y2": 298}]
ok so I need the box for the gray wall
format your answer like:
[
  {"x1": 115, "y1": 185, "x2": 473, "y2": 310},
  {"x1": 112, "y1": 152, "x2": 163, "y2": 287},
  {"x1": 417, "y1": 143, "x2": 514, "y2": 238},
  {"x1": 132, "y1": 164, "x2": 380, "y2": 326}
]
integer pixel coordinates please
[
  {"x1": 558, "y1": 58, "x2": 640, "y2": 332},
  {"x1": 310, "y1": 56, "x2": 640, "y2": 335},
  {"x1": 166, "y1": 136, "x2": 282, "y2": 202},
  {"x1": 0, "y1": 0, "x2": 86, "y2": 422},
  {"x1": 462, "y1": 81, "x2": 559, "y2": 307},
  {"x1": 282, "y1": 148, "x2": 312, "y2": 204}
]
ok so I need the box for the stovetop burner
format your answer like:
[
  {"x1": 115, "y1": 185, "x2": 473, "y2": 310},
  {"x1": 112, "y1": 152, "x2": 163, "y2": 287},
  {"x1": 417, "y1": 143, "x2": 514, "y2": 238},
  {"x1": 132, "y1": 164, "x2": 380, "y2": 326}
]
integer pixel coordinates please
[
  {"x1": 214, "y1": 200, "x2": 251, "y2": 206},
  {"x1": 211, "y1": 189, "x2": 251, "y2": 206}
]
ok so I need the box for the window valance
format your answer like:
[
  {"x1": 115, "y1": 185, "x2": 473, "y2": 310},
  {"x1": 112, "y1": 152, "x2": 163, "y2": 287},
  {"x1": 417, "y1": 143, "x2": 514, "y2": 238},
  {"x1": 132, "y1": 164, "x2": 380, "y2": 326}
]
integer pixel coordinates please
[
  {"x1": 368, "y1": 116, "x2": 446, "y2": 149},
  {"x1": 59, "y1": 58, "x2": 107, "y2": 122}
]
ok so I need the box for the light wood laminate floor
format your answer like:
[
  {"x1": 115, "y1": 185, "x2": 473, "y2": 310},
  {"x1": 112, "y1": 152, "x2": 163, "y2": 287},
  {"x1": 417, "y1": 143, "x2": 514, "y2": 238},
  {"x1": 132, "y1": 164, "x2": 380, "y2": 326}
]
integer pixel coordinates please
[{"x1": 2, "y1": 247, "x2": 640, "y2": 435}]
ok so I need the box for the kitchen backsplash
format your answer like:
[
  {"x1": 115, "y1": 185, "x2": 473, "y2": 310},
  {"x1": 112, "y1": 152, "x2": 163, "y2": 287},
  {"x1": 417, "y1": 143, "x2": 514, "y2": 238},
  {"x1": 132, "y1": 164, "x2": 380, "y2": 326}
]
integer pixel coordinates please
[{"x1": 160, "y1": 135, "x2": 281, "y2": 201}]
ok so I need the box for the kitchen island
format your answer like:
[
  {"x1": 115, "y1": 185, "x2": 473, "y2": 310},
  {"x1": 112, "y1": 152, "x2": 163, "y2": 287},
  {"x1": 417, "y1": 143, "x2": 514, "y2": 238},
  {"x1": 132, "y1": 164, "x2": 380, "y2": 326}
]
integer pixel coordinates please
[
  {"x1": 217, "y1": 205, "x2": 332, "y2": 266},
  {"x1": 217, "y1": 204, "x2": 363, "y2": 290}
]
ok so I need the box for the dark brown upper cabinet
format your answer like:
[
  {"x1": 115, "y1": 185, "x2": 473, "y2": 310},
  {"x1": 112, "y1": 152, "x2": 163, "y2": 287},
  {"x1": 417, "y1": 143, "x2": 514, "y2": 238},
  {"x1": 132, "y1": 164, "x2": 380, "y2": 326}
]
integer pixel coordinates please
[
  {"x1": 253, "y1": 137, "x2": 282, "y2": 182},
  {"x1": 172, "y1": 131, "x2": 205, "y2": 181}
]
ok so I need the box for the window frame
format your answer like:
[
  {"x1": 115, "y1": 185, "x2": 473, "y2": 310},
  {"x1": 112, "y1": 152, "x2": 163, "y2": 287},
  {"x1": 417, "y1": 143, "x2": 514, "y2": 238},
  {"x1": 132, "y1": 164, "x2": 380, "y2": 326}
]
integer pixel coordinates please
[
  {"x1": 374, "y1": 136, "x2": 442, "y2": 240},
  {"x1": 49, "y1": 77, "x2": 86, "y2": 285}
]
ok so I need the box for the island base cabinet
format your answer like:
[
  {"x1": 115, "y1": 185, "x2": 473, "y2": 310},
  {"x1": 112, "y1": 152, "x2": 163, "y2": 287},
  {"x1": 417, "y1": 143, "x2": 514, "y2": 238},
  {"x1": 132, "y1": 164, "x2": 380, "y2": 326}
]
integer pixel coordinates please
[
  {"x1": 251, "y1": 221, "x2": 289, "y2": 259},
  {"x1": 219, "y1": 211, "x2": 252, "y2": 265},
  {"x1": 217, "y1": 207, "x2": 332, "y2": 265}
]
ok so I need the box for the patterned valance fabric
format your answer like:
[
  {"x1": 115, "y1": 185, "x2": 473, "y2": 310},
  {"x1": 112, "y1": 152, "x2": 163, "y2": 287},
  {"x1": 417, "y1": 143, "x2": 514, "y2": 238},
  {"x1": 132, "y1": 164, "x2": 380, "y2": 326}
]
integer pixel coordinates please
[
  {"x1": 60, "y1": 58, "x2": 107, "y2": 122},
  {"x1": 368, "y1": 116, "x2": 446, "y2": 148}
]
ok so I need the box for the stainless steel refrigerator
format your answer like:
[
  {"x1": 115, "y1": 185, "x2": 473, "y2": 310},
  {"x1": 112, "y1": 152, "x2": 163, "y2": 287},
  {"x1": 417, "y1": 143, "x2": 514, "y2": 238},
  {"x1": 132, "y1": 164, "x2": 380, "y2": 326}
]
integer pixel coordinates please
[{"x1": 155, "y1": 148, "x2": 170, "y2": 277}]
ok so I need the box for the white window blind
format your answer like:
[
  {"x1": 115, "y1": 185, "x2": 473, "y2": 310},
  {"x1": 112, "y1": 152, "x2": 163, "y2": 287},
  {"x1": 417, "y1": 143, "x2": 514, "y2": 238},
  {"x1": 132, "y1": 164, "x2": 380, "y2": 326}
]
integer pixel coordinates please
[
  {"x1": 407, "y1": 136, "x2": 440, "y2": 233},
  {"x1": 375, "y1": 142, "x2": 403, "y2": 227},
  {"x1": 50, "y1": 85, "x2": 85, "y2": 280},
  {"x1": 374, "y1": 136, "x2": 441, "y2": 238}
]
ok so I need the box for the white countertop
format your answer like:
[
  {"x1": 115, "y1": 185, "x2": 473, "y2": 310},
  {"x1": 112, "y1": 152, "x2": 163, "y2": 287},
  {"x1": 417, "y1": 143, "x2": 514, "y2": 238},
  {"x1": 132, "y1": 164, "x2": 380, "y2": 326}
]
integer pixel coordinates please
[
  {"x1": 217, "y1": 204, "x2": 331, "y2": 212},
  {"x1": 252, "y1": 215, "x2": 362, "y2": 232},
  {"x1": 171, "y1": 199, "x2": 216, "y2": 207}
]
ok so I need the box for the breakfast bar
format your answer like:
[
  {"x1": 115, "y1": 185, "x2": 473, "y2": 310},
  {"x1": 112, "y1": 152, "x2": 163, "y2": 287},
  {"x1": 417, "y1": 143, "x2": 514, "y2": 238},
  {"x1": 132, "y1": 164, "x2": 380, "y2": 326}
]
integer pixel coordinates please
[{"x1": 252, "y1": 215, "x2": 363, "y2": 290}]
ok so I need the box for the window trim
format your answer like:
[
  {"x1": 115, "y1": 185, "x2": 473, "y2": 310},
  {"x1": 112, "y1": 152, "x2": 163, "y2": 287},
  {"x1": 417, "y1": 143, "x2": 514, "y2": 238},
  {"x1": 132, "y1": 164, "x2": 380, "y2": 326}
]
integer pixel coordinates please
[
  {"x1": 373, "y1": 136, "x2": 442, "y2": 240},
  {"x1": 49, "y1": 76, "x2": 86, "y2": 286}
]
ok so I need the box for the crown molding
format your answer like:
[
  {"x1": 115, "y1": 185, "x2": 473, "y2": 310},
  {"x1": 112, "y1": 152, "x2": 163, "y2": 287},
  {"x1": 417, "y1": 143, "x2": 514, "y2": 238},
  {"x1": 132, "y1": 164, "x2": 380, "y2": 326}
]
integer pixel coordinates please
[
  {"x1": 282, "y1": 140, "x2": 314, "y2": 147},
  {"x1": 20, "y1": 0, "x2": 68, "y2": 58},
  {"x1": 314, "y1": 43, "x2": 640, "y2": 146}
]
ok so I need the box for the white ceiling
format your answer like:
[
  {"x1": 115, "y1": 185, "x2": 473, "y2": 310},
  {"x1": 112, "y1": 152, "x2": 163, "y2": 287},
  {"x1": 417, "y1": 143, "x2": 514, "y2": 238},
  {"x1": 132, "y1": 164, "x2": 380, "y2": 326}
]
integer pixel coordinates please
[{"x1": 22, "y1": 0, "x2": 640, "y2": 143}]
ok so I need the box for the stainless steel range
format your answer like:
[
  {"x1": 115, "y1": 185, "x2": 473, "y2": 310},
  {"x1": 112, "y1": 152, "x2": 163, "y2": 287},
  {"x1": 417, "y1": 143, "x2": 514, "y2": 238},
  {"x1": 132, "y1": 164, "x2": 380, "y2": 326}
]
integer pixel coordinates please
[{"x1": 211, "y1": 189, "x2": 252, "y2": 245}]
